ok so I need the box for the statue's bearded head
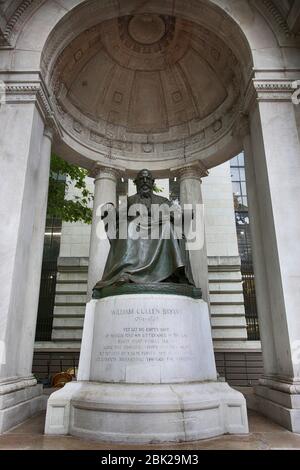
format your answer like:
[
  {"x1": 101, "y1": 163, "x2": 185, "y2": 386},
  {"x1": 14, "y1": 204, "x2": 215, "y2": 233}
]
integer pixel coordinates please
[{"x1": 134, "y1": 169, "x2": 155, "y2": 197}]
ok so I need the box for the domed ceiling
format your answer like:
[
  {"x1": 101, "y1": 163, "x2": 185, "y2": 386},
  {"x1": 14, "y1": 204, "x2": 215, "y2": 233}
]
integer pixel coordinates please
[{"x1": 50, "y1": 13, "x2": 243, "y2": 167}]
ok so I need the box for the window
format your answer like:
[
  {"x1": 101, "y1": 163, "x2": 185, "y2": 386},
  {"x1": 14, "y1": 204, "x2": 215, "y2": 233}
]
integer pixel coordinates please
[{"x1": 230, "y1": 153, "x2": 260, "y2": 341}]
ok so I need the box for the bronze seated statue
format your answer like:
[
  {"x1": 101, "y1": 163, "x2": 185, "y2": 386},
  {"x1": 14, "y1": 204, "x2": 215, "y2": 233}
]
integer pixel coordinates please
[{"x1": 93, "y1": 169, "x2": 201, "y2": 299}]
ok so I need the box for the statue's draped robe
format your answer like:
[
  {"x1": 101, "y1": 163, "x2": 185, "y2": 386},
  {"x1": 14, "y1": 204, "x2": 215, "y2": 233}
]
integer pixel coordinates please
[{"x1": 94, "y1": 193, "x2": 194, "y2": 289}]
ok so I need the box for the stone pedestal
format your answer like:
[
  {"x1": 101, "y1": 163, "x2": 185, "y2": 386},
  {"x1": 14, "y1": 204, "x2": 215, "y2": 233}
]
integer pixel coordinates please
[
  {"x1": 253, "y1": 378, "x2": 300, "y2": 433},
  {"x1": 45, "y1": 294, "x2": 248, "y2": 442},
  {"x1": 0, "y1": 377, "x2": 44, "y2": 433}
]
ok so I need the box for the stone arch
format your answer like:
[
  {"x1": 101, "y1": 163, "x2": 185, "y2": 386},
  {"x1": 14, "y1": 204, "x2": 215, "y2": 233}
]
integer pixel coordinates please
[
  {"x1": 5, "y1": 0, "x2": 286, "y2": 174},
  {"x1": 9, "y1": 1, "x2": 282, "y2": 67}
]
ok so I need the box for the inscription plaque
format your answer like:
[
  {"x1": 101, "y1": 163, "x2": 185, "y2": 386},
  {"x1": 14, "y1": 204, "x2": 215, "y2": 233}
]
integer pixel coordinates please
[{"x1": 89, "y1": 295, "x2": 217, "y2": 383}]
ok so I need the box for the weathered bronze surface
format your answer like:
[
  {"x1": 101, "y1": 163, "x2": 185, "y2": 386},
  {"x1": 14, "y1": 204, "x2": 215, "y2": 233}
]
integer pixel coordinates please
[
  {"x1": 93, "y1": 282, "x2": 202, "y2": 300},
  {"x1": 93, "y1": 169, "x2": 199, "y2": 297}
]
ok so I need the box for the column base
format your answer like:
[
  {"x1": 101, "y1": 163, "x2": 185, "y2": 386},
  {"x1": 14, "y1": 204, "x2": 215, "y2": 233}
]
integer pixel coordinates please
[
  {"x1": 253, "y1": 377, "x2": 300, "y2": 432},
  {"x1": 45, "y1": 381, "x2": 248, "y2": 443},
  {"x1": 0, "y1": 377, "x2": 44, "y2": 433}
]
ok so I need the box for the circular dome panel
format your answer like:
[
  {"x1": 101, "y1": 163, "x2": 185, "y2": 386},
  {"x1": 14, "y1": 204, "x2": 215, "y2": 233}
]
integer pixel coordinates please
[
  {"x1": 128, "y1": 14, "x2": 166, "y2": 45},
  {"x1": 49, "y1": 14, "x2": 243, "y2": 168}
]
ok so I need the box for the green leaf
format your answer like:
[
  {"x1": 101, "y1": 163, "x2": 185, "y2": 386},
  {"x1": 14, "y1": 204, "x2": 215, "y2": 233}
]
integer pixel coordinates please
[{"x1": 47, "y1": 154, "x2": 93, "y2": 224}]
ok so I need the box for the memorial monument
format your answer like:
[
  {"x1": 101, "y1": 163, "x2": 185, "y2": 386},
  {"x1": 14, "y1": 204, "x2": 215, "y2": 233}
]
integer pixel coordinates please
[{"x1": 45, "y1": 169, "x2": 248, "y2": 442}]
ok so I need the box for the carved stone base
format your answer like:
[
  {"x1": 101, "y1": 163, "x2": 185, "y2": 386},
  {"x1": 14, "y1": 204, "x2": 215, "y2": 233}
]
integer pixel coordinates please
[
  {"x1": 252, "y1": 377, "x2": 300, "y2": 433},
  {"x1": 45, "y1": 294, "x2": 248, "y2": 442},
  {"x1": 0, "y1": 377, "x2": 44, "y2": 433},
  {"x1": 45, "y1": 381, "x2": 248, "y2": 443}
]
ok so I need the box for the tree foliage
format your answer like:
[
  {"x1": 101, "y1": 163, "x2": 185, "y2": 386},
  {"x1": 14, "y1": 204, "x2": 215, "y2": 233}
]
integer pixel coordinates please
[{"x1": 47, "y1": 154, "x2": 93, "y2": 224}]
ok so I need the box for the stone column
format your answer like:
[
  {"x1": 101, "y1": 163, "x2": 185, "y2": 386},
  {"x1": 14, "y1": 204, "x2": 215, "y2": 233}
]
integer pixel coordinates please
[
  {"x1": 243, "y1": 132, "x2": 277, "y2": 376},
  {"x1": 87, "y1": 166, "x2": 120, "y2": 299},
  {"x1": 244, "y1": 79, "x2": 300, "y2": 432},
  {"x1": 18, "y1": 128, "x2": 53, "y2": 376},
  {"x1": 0, "y1": 81, "x2": 53, "y2": 432},
  {"x1": 178, "y1": 165, "x2": 210, "y2": 302}
]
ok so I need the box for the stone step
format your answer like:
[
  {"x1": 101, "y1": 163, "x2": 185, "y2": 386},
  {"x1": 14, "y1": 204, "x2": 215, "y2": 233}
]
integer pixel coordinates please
[
  {"x1": 210, "y1": 304, "x2": 245, "y2": 315},
  {"x1": 209, "y1": 282, "x2": 243, "y2": 292},
  {"x1": 53, "y1": 306, "x2": 86, "y2": 316},
  {"x1": 52, "y1": 317, "x2": 85, "y2": 328},
  {"x1": 54, "y1": 293, "x2": 87, "y2": 304},
  {"x1": 210, "y1": 293, "x2": 244, "y2": 304},
  {"x1": 54, "y1": 312, "x2": 85, "y2": 318},
  {"x1": 56, "y1": 283, "x2": 87, "y2": 293},
  {"x1": 52, "y1": 329, "x2": 83, "y2": 340},
  {"x1": 212, "y1": 329, "x2": 248, "y2": 340},
  {"x1": 208, "y1": 272, "x2": 242, "y2": 282},
  {"x1": 211, "y1": 317, "x2": 247, "y2": 328},
  {"x1": 57, "y1": 272, "x2": 88, "y2": 282},
  {"x1": 35, "y1": 341, "x2": 82, "y2": 349}
]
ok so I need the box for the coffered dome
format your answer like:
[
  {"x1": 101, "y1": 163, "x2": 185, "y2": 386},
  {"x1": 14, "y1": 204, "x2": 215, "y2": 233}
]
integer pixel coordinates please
[{"x1": 49, "y1": 13, "x2": 243, "y2": 169}]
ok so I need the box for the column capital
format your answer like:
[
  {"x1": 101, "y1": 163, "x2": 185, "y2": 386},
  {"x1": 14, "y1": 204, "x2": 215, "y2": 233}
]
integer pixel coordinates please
[
  {"x1": 89, "y1": 163, "x2": 123, "y2": 182},
  {"x1": 0, "y1": 76, "x2": 60, "y2": 134},
  {"x1": 173, "y1": 162, "x2": 209, "y2": 182},
  {"x1": 244, "y1": 78, "x2": 299, "y2": 110}
]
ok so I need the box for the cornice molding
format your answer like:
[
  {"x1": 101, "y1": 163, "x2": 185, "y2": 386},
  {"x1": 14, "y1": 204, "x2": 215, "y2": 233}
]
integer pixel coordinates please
[
  {"x1": 0, "y1": 0, "x2": 38, "y2": 48},
  {"x1": 253, "y1": 0, "x2": 300, "y2": 46},
  {"x1": 244, "y1": 78, "x2": 297, "y2": 110},
  {"x1": 254, "y1": 79, "x2": 296, "y2": 101},
  {"x1": 261, "y1": 0, "x2": 291, "y2": 37},
  {"x1": 3, "y1": 79, "x2": 60, "y2": 133}
]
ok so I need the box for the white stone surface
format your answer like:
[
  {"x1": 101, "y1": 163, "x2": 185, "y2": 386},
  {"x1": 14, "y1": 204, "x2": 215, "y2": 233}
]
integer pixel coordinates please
[
  {"x1": 76, "y1": 300, "x2": 96, "y2": 382},
  {"x1": 252, "y1": 384, "x2": 300, "y2": 433},
  {"x1": 0, "y1": 378, "x2": 44, "y2": 433},
  {"x1": 0, "y1": 102, "x2": 48, "y2": 432},
  {"x1": 202, "y1": 162, "x2": 239, "y2": 258},
  {"x1": 77, "y1": 296, "x2": 217, "y2": 384},
  {"x1": 244, "y1": 98, "x2": 300, "y2": 429},
  {"x1": 179, "y1": 166, "x2": 210, "y2": 302},
  {"x1": 59, "y1": 222, "x2": 91, "y2": 258},
  {"x1": 45, "y1": 380, "x2": 248, "y2": 442},
  {"x1": 86, "y1": 168, "x2": 119, "y2": 300},
  {"x1": 45, "y1": 294, "x2": 248, "y2": 442},
  {"x1": 0, "y1": 103, "x2": 46, "y2": 379}
]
